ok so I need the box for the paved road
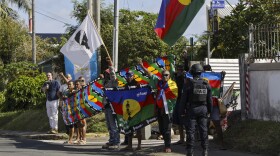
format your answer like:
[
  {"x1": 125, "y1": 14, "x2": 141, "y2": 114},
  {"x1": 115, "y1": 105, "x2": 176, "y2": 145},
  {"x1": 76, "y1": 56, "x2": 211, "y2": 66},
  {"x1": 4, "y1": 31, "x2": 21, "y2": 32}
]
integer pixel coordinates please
[{"x1": 0, "y1": 135, "x2": 265, "y2": 156}]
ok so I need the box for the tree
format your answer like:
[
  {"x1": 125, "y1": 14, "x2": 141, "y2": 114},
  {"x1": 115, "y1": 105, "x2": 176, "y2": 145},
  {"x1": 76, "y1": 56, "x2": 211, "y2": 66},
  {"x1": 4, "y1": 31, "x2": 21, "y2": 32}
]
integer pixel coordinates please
[
  {"x1": 0, "y1": 17, "x2": 60, "y2": 65},
  {"x1": 212, "y1": 0, "x2": 280, "y2": 58},
  {"x1": 0, "y1": 17, "x2": 30, "y2": 65},
  {"x1": 0, "y1": 0, "x2": 31, "y2": 18}
]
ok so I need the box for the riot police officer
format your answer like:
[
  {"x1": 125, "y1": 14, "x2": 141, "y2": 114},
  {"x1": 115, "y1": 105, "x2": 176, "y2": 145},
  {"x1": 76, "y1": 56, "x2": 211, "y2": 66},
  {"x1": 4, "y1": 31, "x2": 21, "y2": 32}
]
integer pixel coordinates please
[{"x1": 180, "y1": 64, "x2": 212, "y2": 156}]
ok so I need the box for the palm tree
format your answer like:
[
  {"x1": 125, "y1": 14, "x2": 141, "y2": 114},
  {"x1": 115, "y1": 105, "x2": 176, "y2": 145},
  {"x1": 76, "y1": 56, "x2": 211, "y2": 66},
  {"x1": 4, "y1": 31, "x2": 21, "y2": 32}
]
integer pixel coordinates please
[{"x1": 0, "y1": 0, "x2": 31, "y2": 18}]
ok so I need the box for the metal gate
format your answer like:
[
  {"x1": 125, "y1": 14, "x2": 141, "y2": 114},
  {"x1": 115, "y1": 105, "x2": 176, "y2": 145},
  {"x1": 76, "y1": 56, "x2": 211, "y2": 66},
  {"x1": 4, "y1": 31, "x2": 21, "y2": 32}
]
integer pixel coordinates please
[{"x1": 249, "y1": 24, "x2": 280, "y2": 62}]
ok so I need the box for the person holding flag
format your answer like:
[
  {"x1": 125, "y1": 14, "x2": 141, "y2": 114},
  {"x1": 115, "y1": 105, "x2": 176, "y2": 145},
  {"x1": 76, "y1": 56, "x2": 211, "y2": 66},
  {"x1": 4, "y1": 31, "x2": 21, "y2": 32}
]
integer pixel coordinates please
[
  {"x1": 101, "y1": 57, "x2": 120, "y2": 150},
  {"x1": 122, "y1": 70, "x2": 142, "y2": 151},
  {"x1": 139, "y1": 60, "x2": 178, "y2": 153}
]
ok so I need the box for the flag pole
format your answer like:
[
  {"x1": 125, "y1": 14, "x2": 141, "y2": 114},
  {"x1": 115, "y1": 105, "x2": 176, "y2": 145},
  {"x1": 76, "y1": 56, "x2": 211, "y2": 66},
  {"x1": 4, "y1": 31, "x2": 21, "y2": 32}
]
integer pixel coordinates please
[{"x1": 87, "y1": 12, "x2": 113, "y2": 64}]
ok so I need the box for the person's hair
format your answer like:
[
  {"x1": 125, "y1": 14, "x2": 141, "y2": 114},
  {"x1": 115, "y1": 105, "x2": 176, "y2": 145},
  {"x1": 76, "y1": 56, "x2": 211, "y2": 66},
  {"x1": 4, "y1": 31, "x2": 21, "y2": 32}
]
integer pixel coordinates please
[
  {"x1": 203, "y1": 64, "x2": 212, "y2": 71},
  {"x1": 46, "y1": 72, "x2": 52, "y2": 76},
  {"x1": 67, "y1": 81, "x2": 74, "y2": 85},
  {"x1": 75, "y1": 80, "x2": 81, "y2": 85},
  {"x1": 162, "y1": 70, "x2": 170, "y2": 75},
  {"x1": 78, "y1": 76, "x2": 84, "y2": 80},
  {"x1": 66, "y1": 74, "x2": 72, "y2": 79}
]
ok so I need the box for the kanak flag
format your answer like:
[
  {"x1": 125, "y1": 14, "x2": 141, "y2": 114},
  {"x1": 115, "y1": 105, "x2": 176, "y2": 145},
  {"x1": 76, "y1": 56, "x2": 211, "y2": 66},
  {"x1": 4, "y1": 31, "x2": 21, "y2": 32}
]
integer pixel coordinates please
[{"x1": 155, "y1": 0, "x2": 205, "y2": 46}]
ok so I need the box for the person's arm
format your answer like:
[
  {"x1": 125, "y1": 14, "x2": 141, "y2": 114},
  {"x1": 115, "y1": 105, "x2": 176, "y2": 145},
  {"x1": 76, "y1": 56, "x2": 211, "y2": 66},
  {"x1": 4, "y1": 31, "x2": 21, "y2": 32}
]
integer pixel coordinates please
[
  {"x1": 106, "y1": 57, "x2": 117, "y2": 80},
  {"x1": 138, "y1": 59, "x2": 152, "y2": 77},
  {"x1": 56, "y1": 81, "x2": 61, "y2": 97},
  {"x1": 41, "y1": 82, "x2": 48, "y2": 93},
  {"x1": 179, "y1": 84, "x2": 188, "y2": 117},
  {"x1": 57, "y1": 90, "x2": 62, "y2": 99},
  {"x1": 59, "y1": 72, "x2": 69, "y2": 83},
  {"x1": 183, "y1": 51, "x2": 190, "y2": 72},
  {"x1": 207, "y1": 84, "x2": 213, "y2": 114},
  {"x1": 221, "y1": 71, "x2": 226, "y2": 81}
]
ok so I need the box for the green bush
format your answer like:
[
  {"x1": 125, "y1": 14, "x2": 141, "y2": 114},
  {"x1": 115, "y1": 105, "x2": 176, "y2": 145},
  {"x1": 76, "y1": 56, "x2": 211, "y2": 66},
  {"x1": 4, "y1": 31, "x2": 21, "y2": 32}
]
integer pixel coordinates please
[
  {"x1": 0, "y1": 62, "x2": 47, "y2": 112},
  {"x1": 0, "y1": 91, "x2": 5, "y2": 104},
  {"x1": 3, "y1": 73, "x2": 46, "y2": 111}
]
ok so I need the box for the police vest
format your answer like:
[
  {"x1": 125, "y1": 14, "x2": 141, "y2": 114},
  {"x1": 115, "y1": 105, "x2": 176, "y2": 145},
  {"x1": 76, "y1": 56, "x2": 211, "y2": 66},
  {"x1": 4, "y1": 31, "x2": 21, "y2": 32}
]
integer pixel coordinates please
[{"x1": 190, "y1": 78, "x2": 208, "y2": 104}]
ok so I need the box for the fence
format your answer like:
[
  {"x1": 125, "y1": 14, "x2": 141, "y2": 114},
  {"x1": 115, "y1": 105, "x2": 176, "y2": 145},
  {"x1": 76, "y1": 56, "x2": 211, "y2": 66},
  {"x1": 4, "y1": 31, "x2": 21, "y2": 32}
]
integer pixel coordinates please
[{"x1": 249, "y1": 24, "x2": 280, "y2": 62}]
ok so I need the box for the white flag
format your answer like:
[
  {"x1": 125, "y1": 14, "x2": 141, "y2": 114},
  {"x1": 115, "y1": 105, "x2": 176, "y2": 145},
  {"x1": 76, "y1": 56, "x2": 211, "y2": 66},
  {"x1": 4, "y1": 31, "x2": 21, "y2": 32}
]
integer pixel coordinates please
[
  {"x1": 60, "y1": 14, "x2": 103, "y2": 67},
  {"x1": 60, "y1": 14, "x2": 103, "y2": 82}
]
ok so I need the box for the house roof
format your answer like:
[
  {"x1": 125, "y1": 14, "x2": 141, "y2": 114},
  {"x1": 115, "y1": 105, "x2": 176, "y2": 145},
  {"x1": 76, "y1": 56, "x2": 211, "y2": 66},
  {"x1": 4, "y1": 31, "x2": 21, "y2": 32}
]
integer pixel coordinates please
[{"x1": 36, "y1": 33, "x2": 64, "y2": 42}]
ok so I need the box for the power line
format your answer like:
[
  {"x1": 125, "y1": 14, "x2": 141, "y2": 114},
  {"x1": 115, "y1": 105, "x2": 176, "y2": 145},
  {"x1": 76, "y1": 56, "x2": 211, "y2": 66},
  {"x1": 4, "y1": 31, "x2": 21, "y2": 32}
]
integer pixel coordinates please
[
  {"x1": 35, "y1": 11, "x2": 72, "y2": 25},
  {"x1": 36, "y1": 6, "x2": 73, "y2": 24}
]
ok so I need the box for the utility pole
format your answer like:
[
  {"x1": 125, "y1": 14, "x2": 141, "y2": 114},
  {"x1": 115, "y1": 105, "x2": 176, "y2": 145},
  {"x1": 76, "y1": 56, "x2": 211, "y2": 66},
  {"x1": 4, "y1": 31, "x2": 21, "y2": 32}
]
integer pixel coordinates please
[
  {"x1": 87, "y1": 0, "x2": 93, "y2": 16},
  {"x1": 207, "y1": 34, "x2": 211, "y2": 64},
  {"x1": 88, "y1": 0, "x2": 101, "y2": 75},
  {"x1": 207, "y1": 1, "x2": 213, "y2": 65},
  {"x1": 32, "y1": 0, "x2": 36, "y2": 64},
  {"x1": 113, "y1": 0, "x2": 119, "y2": 70},
  {"x1": 93, "y1": 0, "x2": 100, "y2": 32}
]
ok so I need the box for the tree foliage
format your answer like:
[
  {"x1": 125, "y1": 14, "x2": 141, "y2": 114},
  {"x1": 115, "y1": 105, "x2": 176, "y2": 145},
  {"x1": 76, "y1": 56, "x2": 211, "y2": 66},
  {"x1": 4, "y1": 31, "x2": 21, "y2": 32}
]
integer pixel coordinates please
[
  {"x1": 0, "y1": 16, "x2": 62, "y2": 66},
  {"x1": 0, "y1": 0, "x2": 31, "y2": 18},
  {"x1": 212, "y1": 0, "x2": 280, "y2": 58}
]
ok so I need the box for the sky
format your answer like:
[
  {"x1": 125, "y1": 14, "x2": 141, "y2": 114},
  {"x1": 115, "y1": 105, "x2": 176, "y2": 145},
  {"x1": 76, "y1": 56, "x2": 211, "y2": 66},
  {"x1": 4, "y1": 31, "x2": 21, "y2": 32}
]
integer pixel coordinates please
[{"x1": 15, "y1": 0, "x2": 239, "y2": 37}]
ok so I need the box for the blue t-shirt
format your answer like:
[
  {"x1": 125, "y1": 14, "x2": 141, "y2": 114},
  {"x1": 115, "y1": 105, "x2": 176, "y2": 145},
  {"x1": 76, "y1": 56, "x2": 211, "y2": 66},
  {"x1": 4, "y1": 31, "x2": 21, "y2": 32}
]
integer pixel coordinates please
[{"x1": 44, "y1": 80, "x2": 60, "y2": 101}]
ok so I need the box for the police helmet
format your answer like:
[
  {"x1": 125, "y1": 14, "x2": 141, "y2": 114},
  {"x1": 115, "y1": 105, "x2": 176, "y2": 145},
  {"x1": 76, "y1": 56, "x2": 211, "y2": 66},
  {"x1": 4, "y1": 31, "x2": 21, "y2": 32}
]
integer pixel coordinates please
[{"x1": 190, "y1": 63, "x2": 204, "y2": 75}]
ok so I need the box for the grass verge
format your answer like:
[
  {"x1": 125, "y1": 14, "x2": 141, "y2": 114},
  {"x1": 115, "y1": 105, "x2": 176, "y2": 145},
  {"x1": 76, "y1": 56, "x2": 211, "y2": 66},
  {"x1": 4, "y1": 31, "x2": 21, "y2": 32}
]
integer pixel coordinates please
[
  {"x1": 0, "y1": 109, "x2": 107, "y2": 133},
  {"x1": 224, "y1": 119, "x2": 280, "y2": 156}
]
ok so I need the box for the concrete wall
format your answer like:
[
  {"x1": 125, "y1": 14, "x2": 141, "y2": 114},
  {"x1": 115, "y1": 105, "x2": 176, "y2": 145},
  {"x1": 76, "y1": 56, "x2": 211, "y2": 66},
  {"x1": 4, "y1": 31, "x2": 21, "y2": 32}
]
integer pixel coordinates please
[{"x1": 249, "y1": 63, "x2": 280, "y2": 121}]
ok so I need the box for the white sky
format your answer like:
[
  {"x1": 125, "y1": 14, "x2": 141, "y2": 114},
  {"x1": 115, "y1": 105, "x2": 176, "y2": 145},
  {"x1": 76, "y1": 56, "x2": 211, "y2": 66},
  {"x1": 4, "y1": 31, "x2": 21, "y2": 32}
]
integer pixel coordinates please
[{"x1": 15, "y1": 0, "x2": 239, "y2": 37}]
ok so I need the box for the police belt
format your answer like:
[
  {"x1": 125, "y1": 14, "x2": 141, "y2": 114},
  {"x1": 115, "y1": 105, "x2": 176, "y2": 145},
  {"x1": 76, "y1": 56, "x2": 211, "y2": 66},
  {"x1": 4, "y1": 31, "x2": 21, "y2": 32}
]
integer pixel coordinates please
[{"x1": 190, "y1": 102, "x2": 207, "y2": 108}]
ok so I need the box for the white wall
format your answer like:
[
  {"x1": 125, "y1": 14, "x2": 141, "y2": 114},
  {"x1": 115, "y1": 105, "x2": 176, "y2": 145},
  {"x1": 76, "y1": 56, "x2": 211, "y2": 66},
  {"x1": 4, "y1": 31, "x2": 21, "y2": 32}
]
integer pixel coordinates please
[{"x1": 249, "y1": 63, "x2": 280, "y2": 121}]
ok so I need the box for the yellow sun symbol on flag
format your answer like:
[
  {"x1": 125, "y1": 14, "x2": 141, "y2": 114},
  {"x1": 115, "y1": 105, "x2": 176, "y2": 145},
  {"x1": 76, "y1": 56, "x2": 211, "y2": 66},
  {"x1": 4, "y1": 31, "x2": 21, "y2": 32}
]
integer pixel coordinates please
[
  {"x1": 148, "y1": 66, "x2": 159, "y2": 75},
  {"x1": 202, "y1": 77, "x2": 209, "y2": 83},
  {"x1": 118, "y1": 80, "x2": 125, "y2": 87},
  {"x1": 88, "y1": 95, "x2": 98, "y2": 103},
  {"x1": 179, "y1": 0, "x2": 191, "y2": 5},
  {"x1": 134, "y1": 74, "x2": 142, "y2": 82},
  {"x1": 122, "y1": 99, "x2": 141, "y2": 121}
]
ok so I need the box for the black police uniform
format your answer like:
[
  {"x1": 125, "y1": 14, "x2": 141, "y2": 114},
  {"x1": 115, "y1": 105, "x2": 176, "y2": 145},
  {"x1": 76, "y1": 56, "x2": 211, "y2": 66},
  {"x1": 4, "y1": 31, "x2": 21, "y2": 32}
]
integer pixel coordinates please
[{"x1": 181, "y1": 76, "x2": 212, "y2": 156}]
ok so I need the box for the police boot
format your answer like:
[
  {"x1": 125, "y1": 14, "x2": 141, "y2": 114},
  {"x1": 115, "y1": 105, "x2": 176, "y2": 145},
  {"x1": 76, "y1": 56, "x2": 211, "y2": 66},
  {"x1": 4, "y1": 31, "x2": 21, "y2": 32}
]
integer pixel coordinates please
[
  {"x1": 202, "y1": 150, "x2": 208, "y2": 156},
  {"x1": 186, "y1": 152, "x2": 193, "y2": 156},
  {"x1": 186, "y1": 150, "x2": 193, "y2": 156}
]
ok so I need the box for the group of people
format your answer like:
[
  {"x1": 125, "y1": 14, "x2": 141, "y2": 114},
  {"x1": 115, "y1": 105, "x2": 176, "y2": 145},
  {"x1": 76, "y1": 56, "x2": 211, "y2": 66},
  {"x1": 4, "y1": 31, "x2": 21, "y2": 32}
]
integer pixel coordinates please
[
  {"x1": 41, "y1": 72, "x2": 88, "y2": 145},
  {"x1": 41, "y1": 53, "x2": 226, "y2": 156}
]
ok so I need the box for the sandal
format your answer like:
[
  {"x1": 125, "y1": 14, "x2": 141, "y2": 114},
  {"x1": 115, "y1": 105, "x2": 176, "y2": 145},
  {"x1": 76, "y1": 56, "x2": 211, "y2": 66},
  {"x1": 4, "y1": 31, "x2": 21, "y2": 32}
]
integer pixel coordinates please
[
  {"x1": 78, "y1": 140, "x2": 87, "y2": 145},
  {"x1": 73, "y1": 140, "x2": 80, "y2": 144},
  {"x1": 63, "y1": 141, "x2": 73, "y2": 144},
  {"x1": 164, "y1": 147, "x2": 172, "y2": 153}
]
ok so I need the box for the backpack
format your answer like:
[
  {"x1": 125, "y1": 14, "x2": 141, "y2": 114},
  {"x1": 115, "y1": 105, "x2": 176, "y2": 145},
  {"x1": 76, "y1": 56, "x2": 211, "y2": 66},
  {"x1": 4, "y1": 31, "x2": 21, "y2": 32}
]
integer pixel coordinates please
[{"x1": 190, "y1": 78, "x2": 208, "y2": 103}]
